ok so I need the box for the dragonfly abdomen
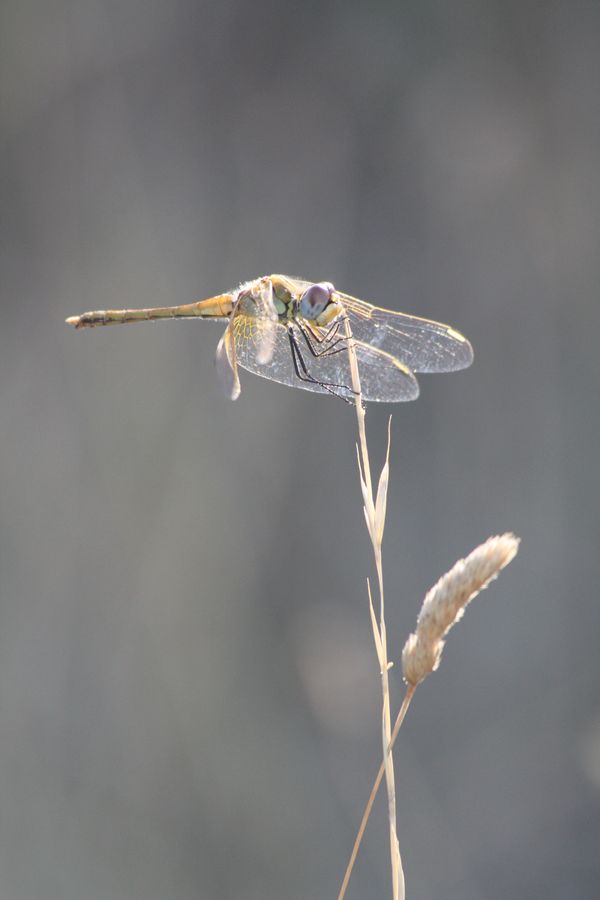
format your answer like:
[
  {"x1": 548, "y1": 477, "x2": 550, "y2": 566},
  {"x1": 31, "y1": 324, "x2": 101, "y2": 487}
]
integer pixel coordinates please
[{"x1": 66, "y1": 295, "x2": 233, "y2": 329}]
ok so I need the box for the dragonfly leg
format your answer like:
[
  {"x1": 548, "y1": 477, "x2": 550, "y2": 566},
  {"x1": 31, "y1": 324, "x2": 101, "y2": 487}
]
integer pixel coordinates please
[
  {"x1": 298, "y1": 319, "x2": 350, "y2": 359},
  {"x1": 287, "y1": 326, "x2": 356, "y2": 403}
]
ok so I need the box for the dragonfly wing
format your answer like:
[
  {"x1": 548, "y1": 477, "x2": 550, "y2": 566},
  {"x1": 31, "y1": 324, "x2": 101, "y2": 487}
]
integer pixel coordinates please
[
  {"x1": 350, "y1": 339, "x2": 419, "y2": 402},
  {"x1": 254, "y1": 279, "x2": 278, "y2": 365},
  {"x1": 336, "y1": 292, "x2": 473, "y2": 374},
  {"x1": 235, "y1": 278, "x2": 278, "y2": 366},
  {"x1": 215, "y1": 324, "x2": 241, "y2": 400},
  {"x1": 232, "y1": 315, "x2": 419, "y2": 402}
]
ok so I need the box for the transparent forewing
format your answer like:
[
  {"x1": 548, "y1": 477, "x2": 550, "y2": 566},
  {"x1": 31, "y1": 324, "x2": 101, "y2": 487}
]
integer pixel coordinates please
[
  {"x1": 235, "y1": 278, "x2": 278, "y2": 365},
  {"x1": 231, "y1": 315, "x2": 419, "y2": 402},
  {"x1": 336, "y1": 292, "x2": 473, "y2": 374}
]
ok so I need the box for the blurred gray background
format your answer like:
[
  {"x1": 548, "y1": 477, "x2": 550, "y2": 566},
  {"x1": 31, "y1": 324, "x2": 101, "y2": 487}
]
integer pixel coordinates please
[{"x1": 1, "y1": 1, "x2": 599, "y2": 898}]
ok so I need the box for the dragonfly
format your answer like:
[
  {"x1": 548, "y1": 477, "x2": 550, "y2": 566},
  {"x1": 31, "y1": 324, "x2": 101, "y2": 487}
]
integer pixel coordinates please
[{"x1": 65, "y1": 274, "x2": 473, "y2": 402}]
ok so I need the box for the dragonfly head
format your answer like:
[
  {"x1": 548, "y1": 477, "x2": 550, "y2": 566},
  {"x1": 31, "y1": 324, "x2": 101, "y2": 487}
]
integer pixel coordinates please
[{"x1": 299, "y1": 282, "x2": 335, "y2": 320}]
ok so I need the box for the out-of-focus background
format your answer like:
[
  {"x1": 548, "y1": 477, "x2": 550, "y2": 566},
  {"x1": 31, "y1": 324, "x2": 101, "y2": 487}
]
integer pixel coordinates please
[{"x1": 1, "y1": 1, "x2": 599, "y2": 898}]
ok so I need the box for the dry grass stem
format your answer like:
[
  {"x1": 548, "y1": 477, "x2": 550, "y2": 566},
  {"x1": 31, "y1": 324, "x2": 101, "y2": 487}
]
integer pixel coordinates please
[
  {"x1": 402, "y1": 533, "x2": 520, "y2": 686},
  {"x1": 342, "y1": 316, "x2": 404, "y2": 900},
  {"x1": 337, "y1": 322, "x2": 517, "y2": 900},
  {"x1": 337, "y1": 684, "x2": 415, "y2": 900}
]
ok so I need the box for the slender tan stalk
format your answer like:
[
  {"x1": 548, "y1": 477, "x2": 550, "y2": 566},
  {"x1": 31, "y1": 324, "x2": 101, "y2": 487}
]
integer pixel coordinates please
[
  {"x1": 342, "y1": 316, "x2": 404, "y2": 900},
  {"x1": 337, "y1": 685, "x2": 415, "y2": 900}
]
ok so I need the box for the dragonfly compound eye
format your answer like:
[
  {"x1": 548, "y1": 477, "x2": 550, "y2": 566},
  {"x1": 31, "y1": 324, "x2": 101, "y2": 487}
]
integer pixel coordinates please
[{"x1": 300, "y1": 282, "x2": 334, "y2": 319}]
